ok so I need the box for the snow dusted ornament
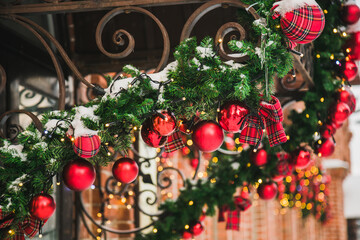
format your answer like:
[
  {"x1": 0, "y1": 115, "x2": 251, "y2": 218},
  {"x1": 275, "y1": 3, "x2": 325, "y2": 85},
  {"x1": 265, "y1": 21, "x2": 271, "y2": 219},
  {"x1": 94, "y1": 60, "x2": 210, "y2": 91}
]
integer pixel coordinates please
[{"x1": 271, "y1": 0, "x2": 325, "y2": 49}]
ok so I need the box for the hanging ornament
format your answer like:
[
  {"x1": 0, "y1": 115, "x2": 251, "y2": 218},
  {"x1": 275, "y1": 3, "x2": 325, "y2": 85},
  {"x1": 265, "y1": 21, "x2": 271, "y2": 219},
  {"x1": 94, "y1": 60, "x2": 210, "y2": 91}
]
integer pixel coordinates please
[
  {"x1": 343, "y1": 32, "x2": 360, "y2": 60},
  {"x1": 152, "y1": 111, "x2": 176, "y2": 136},
  {"x1": 337, "y1": 86, "x2": 357, "y2": 113},
  {"x1": 62, "y1": 159, "x2": 96, "y2": 191},
  {"x1": 190, "y1": 158, "x2": 199, "y2": 169},
  {"x1": 250, "y1": 149, "x2": 268, "y2": 167},
  {"x1": 271, "y1": 1, "x2": 325, "y2": 46},
  {"x1": 182, "y1": 231, "x2": 192, "y2": 239},
  {"x1": 29, "y1": 193, "x2": 56, "y2": 220},
  {"x1": 141, "y1": 118, "x2": 167, "y2": 148},
  {"x1": 112, "y1": 157, "x2": 139, "y2": 183},
  {"x1": 336, "y1": 59, "x2": 358, "y2": 81},
  {"x1": 257, "y1": 182, "x2": 278, "y2": 200},
  {"x1": 314, "y1": 138, "x2": 335, "y2": 157},
  {"x1": 73, "y1": 134, "x2": 101, "y2": 159},
  {"x1": 192, "y1": 120, "x2": 224, "y2": 152},
  {"x1": 190, "y1": 221, "x2": 204, "y2": 236},
  {"x1": 341, "y1": 4, "x2": 360, "y2": 25},
  {"x1": 218, "y1": 101, "x2": 249, "y2": 133},
  {"x1": 320, "y1": 123, "x2": 336, "y2": 139},
  {"x1": 330, "y1": 102, "x2": 351, "y2": 124},
  {"x1": 291, "y1": 147, "x2": 311, "y2": 169}
]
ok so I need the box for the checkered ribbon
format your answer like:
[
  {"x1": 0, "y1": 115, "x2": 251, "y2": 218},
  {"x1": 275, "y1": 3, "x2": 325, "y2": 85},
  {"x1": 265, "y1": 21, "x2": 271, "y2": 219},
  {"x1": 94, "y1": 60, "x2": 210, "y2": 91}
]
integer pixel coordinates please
[
  {"x1": 0, "y1": 209, "x2": 45, "y2": 240},
  {"x1": 238, "y1": 113, "x2": 265, "y2": 149},
  {"x1": 276, "y1": 152, "x2": 292, "y2": 176},
  {"x1": 259, "y1": 96, "x2": 287, "y2": 147},
  {"x1": 164, "y1": 130, "x2": 185, "y2": 153},
  {"x1": 272, "y1": 4, "x2": 325, "y2": 44},
  {"x1": 218, "y1": 196, "x2": 252, "y2": 231}
]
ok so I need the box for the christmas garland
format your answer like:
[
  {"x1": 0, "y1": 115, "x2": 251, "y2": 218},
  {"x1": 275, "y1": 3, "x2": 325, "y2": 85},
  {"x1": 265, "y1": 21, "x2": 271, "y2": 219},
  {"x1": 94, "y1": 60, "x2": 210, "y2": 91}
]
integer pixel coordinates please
[{"x1": 0, "y1": 0, "x2": 357, "y2": 239}]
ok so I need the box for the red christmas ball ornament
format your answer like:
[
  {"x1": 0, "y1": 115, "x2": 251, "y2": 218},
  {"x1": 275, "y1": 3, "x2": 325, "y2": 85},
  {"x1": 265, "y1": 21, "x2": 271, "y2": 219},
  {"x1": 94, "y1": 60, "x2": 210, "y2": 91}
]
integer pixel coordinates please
[
  {"x1": 190, "y1": 158, "x2": 199, "y2": 169},
  {"x1": 112, "y1": 157, "x2": 139, "y2": 183},
  {"x1": 250, "y1": 149, "x2": 268, "y2": 167},
  {"x1": 152, "y1": 111, "x2": 176, "y2": 136},
  {"x1": 314, "y1": 138, "x2": 335, "y2": 158},
  {"x1": 190, "y1": 221, "x2": 204, "y2": 236},
  {"x1": 29, "y1": 193, "x2": 56, "y2": 220},
  {"x1": 141, "y1": 118, "x2": 167, "y2": 148},
  {"x1": 341, "y1": 4, "x2": 360, "y2": 25},
  {"x1": 320, "y1": 123, "x2": 337, "y2": 139},
  {"x1": 218, "y1": 101, "x2": 249, "y2": 133},
  {"x1": 337, "y1": 86, "x2": 356, "y2": 113},
  {"x1": 330, "y1": 102, "x2": 351, "y2": 124},
  {"x1": 63, "y1": 159, "x2": 96, "y2": 191},
  {"x1": 182, "y1": 231, "x2": 192, "y2": 239},
  {"x1": 291, "y1": 148, "x2": 311, "y2": 169},
  {"x1": 343, "y1": 32, "x2": 360, "y2": 60},
  {"x1": 337, "y1": 59, "x2": 358, "y2": 81},
  {"x1": 73, "y1": 134, "x2": 101, "y2": 159},
  {"x1": 192, "y1": 120, "x2": 224, "y2": 152},
  {"x1": 257, "y1": 182, "x2": 278, "y2": 200}
]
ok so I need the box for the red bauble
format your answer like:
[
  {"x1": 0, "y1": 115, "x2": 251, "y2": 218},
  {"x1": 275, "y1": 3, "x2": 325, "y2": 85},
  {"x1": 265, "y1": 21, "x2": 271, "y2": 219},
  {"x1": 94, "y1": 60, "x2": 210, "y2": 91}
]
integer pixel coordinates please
[
  {"x1": 29, "y1": 193, "x2": 56, "y2": 220},
  {"x1": 190, "y1": 221, "x2": 204, "y2": 236},
  {"x1": 337, "y1": 59, "x2": 358, "y2": 81},
  {"x1": 73, "y1": 134, "x2": 101, "y2": 159},
  {"x1": 250, "y1": 149, "x2": 268, "y2": 167},
  {"x1": 190, "y1": 158, "x2": 199, "y2": 169},
  {"x1": 337, "y1": 86, "x2": 356, "y2": 113},
  {"x1": 320, "y1": 123, "x2": 336, "y2": 139},
  {"x1": 344, "y1": 32, "x2": 360, "y2": 60},
  {"x1": 291, "y1": 148, "x2": 311, "y2": 169},
  {"x1": 182, "y1": 231, "x2": 192, "y2": 239},
  {"x1": 314, "y1": 138, "x2": 335, "y2": 157},
  {"x1": 112, "y1": 157, "x2": 139, "y2": 183},
  {"x1": 341, "y1": 4, "x2": 360, "y2": 25},
  {"x1": 152, "y1": 111, "x2": 176, "y2": 136},
  {"x1": 192, "y1": 120, "x2": 224, "y2": 152},
  {"x1": 63, "y1": 159, "x2": 96, "y2": 191},
  {"x1": 141, "y1": 118, "x2": 167, "y2": 148},
  {"x1": 330, "y1": 102, "x2": 351, "y2": 124},
  {"x1": 218, "y1": 101, "x2": 249, "y2": 133},
  {"x1": 257, "y1": 182, "x2": 278, "y2": 200}
]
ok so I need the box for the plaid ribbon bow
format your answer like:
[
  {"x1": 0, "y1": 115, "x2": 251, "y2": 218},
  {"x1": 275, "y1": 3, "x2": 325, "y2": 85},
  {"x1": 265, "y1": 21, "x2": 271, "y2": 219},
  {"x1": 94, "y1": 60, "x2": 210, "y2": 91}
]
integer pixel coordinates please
[
  {"x1": 218, "y1": 196, "x2": 252, "y2": 231},
  {"x1": 239, "y1": 96, "x2": 287, "y2": 149},
  {"x1": 164, "y1": 129, "x2": 186, "y2": 153},
  {"x1": 0, "y1": 209, "x2": 45, "y2": 240},
  {"x1": 276, "y1": 152, "x2": 292, "y2": 176}
]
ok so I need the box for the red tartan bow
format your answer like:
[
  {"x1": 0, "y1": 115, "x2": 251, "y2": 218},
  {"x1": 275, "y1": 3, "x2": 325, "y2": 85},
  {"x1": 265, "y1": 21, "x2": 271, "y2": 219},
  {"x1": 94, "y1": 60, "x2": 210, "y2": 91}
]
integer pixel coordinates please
[
  {"x1": 0, "y1": 209, "x2": 45, "y2": 240},
  {"x1": 218, "y1": 196, "x2": 252, "y2": 231},
  {"x1": 239, "y1": 96, "x2": 287, "y2": 149},
  {"x1": 164, "y1": 129, "x2": 186, "y2": 153}
]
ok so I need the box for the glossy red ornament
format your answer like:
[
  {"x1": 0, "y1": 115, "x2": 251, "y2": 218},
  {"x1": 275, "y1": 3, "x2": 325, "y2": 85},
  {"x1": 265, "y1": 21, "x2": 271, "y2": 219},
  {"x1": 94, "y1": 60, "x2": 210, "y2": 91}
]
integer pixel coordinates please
[
  {"x1": 190, "y1": 221, "x2": 204, "y2": 236},
  {"x1": 343, "y1": 32, "x2": 360, "y2": 60},
  {"x1": 73, "y1": 134, "x2": 101, "y2": 159},
  {"x1": 257, "y1": 182, "x2": 278, "y2": 200},
  {"x1": 330, "y1": 102, "x2": 351, "y2": 124},
  {"x1": 190, "y1": 158, "x2": 199, "y2": 169},
  {"x1": 112, "y1": 157, "x2": 139, "y2": 183},
  {"x1": 341, "y1": 4, "x2": 360, "y2": 25},
  {"x1": 182, "y1": 231, "x2": 192, "y2": 239},
  {"x1": 141, "y1": 118, "x2": 167, "y2": 148},
  {"x1": 250, "y1": 149, "x2": 268, "y2": 167},
  {"x1": 192, "y1": 120, "x2": 224, "y2": 152},
  {"x1": 29, "y1": 193, "x2": 56, "y2": 220},
  {"x1": 337, "y1": 59, "x2": 358, "y2": 81},
  {"x1": 152, "y1": 111, "x2": 176, "y2": 136},
  {"x1": 337, "y1": 86, "x2": 356, "y2": 113},
  {"x1": 218, "y1": 101, "x2": 249, "y2": 133},
  {"x1": 291, "y1": 148, "x2": 311, "y2": 169},
  {"x1": 320, "y1": 123, "x2": 336, "y2": 138},
  {"x1": 314, "y1": 138, "x2": 335, "y2": 157},
  {"x1": 63, "y1": 159, "x2": 96, "y2": 191}
]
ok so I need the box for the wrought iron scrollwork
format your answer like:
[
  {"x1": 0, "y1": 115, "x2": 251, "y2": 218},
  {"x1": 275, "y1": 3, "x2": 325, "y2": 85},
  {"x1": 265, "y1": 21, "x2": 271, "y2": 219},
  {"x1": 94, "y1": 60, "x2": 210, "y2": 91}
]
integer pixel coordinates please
[
  {"x1": 96, "y1": 6, "x2": 170, "y2": 72},
  {"x1": 0, "y1": 65, "x2": 6, "y2": 94}
]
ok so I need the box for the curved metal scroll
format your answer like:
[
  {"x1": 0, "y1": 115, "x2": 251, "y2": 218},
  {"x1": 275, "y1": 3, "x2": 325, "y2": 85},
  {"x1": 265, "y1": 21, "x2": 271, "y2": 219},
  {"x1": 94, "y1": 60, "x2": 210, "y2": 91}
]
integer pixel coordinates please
[
  {"x1": 0, "y1": 110, "x2": 43, "y2": 139},
  {"x1": 96, "y1": 6, "x2": 170, "y2": 72},
  {"x1": 180, "y1": 0, "x2": 260, "y2": 63},
  {"x1": 0, "y1": 64, "x2": 6, "y2": 94}
]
